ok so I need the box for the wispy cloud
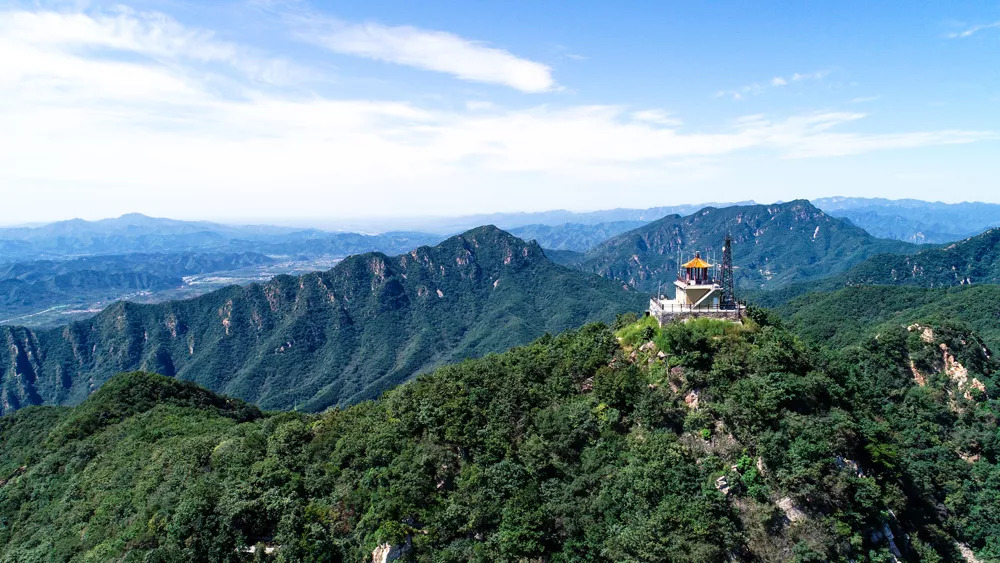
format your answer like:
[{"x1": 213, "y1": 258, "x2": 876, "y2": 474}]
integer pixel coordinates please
[
  {"x1": 298, "y1": 19, "x2": 557, "y2": 93},
  {"x1": 630, "y1": 110, "x2": 683, "y2": 127},
  {"x1": 947, "y1": 21, "x2": 1000, "y2": 39},
  {"x1": 0, "y1": 7, "x2": 994, "y2": 221},
  {"x1": 716, "y1": 70, "x2": 829, "y2": 101},
  {"x1": 0, "y1": 7, "x2": 311, "y2": 86},
  {"x1": 732, "y1": 112, "x2": 993, "y2": 158}
]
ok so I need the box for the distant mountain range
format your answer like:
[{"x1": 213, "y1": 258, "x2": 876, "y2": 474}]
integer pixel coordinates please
[
  {"x1": 510, "y1": 221, "x2": 648, "y2": 251},
  {"x1": 814, "y1": 197, "x2": 1000, "y2": 244},
  {"x1": 0, "y1": 213, "x2": 442, "y2": 261},
  {"x1": 0, "y1": 252, "x2": 276, "y2": 321},
  {"x1": 5, "y1": 197, "x2": 999, "y2": 262},
  {"x1": 0, "y1": 227, "x2": 642, "y2": 415},
  {"x1": 570, "y1": 200, "x2": 918, "y2": 292},
  {"x1": 305, "y1": 201, "x2": 758, "y2": 233}
]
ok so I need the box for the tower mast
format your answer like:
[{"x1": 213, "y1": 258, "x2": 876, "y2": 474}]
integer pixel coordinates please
[{"x1": 720, "y1": 233, "x2": 736, "y2": 309}]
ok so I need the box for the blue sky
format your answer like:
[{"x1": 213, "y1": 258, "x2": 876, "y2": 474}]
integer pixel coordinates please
[{"x1": 1, "y1": 0, "x2": 998, "y2": 225}]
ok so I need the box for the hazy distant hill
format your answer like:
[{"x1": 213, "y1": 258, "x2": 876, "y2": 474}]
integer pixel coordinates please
[
  {"x1": 510, "y1": 221, "x2": 648, "y2": 251},
  {"x1": 813, "y1": 197, "x2": 1000, "y2": 244},
  {"x1": 0, "y1": 213, "x2": 441, "y2": 261},
  {"x1": 0, "y1": 252, "x2": 275, "y2": 320},
  {"x1": 332, "y1": 201, "x2": 757, "y2": 233},
  {"x1": 576, "y1": 200, "x2": 917, "y2": 292},
  {"x1": 0, "y1": 212, "x2": 301, "y2": 241},
  {"x1": 0, "y1": 227, "x2": 642, "y2": 415}
]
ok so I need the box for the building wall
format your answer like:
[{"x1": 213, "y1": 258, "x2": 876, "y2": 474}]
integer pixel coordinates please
[
  {"x1": 652, "y1": 309, "x2": 743, "y2": 326},
  {"x1": 680, "y1": 287, "x2": 712, "y2": 305}
]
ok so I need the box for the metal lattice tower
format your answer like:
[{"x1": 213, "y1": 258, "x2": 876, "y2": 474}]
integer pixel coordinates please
[{"x1": 720, "y1": 233, "x2": 736, "y2": 309}]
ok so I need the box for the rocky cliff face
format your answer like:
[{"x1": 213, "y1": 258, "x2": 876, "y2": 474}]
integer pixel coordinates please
[
  {"x1": 906, "y1": 323, "x2": 991, "y2": 409},
  {"x1": 0, "y1": 226, "x2": 642, "y2": 415}
]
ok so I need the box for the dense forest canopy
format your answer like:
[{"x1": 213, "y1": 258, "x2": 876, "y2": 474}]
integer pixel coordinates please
[{"x1": 2, "y1": 310, "x2": 999, "y2": 561}]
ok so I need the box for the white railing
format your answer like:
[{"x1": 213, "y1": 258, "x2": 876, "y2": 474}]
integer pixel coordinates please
[{"x1": 650, "y1": 302, "x2": 746, "y2": 315}]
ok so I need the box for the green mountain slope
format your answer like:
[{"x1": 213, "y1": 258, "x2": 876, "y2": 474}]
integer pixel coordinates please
[
  {"x1": 748, "y1": 226, "x2": 1000, "y2": 309},
  {"x1": 0, "y1": 227, "x2": 643, "y2": 415},
  {"x1": 771, "y1": 284, "x2": 1000, "y2": 350},
  {"x1": 3, "y1": 316, "x2": 999, "y2": 561},
  {"x1": 839, "y1": 228, "x2": 1000, "y2": 287},
  {"x1": 577, "y1": 200, "x2": 916, "y2": 292}
]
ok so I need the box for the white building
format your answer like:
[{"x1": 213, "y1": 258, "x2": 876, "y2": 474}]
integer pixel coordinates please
[{"x1": 648, "y1": 251, "x2": 744, "y2": 325}]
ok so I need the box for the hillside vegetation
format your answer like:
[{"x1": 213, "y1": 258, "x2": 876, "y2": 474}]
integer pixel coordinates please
[
  {"x1": 747, "y1": 227, "x2": 1000, "y2": 316},
  {"x1": 769, "y1": 285, "x2": 1000, "y2": 351},
  {"x1": 2, "y1": 314, "x2": 999, "y2": 561},
  {"x1": 838, "y1": 228, "x2": 1000, "y2": 287},
  {"x1": 0, "y1": 227, "x2": 642, "y2": 415},
  {"x1": 576, "y1": 200, "x2": 916, "y2": 292}
]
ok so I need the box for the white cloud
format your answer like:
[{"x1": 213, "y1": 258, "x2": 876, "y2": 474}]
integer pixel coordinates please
[
  {"x1": 791, "y1": 70, "x2": 828, "y2": 82},
  {"x1": 630, "y1": 110, "x2": 683, "y2": 127},
  {"x1": 948, "y1": 21, "x2": 1000, "y2": 39},
  {"x1": 465, "y1": 101, "x2": 497, "y2": 111},
  {"x1": 731, "y1": 112, "x2": 992, "y2": 157},
  {"x1": 718, "y1": 70, "x2": 828, "y2": 100},
  {"x1": 0, "y1": 8, "x2": 995, "y2": 222},
  {"x1": 0, "y1": 8, "x2": 310, "y2": 86},
  {"x1": 300, "y1": 20, "x2": 557, "y2": 93}
]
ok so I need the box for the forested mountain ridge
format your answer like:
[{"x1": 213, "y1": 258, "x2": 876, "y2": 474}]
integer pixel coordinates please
[
  {"x1": 576, "y1": 200, "x2": 917, "y2": 292},
  {"x1": 2, "y1": 315, "x2": 999, "y2": 561},
  {"x1": 748, "y1": 226, "x2": 1000, "y2": 312},
  {"x1": 0, "y1": 226, "x2": 642, "y2": 415},
  {"x1": 766, "y1": 285, "x2": 1000, "y2": 352},
  {"x1": 839, "y1": 227, "x2": 1000, "y2": 287}
]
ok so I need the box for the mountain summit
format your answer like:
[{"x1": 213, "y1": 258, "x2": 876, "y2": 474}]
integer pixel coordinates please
[
  {"x1": 0, "y1": 226, "x2": 641, "y2": 414},
  {"x1": 576, "y1": 200, "x2": 917, "y2": 291}
]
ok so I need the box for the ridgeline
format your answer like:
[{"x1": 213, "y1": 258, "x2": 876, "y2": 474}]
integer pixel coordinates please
[
  {"x1": 0, "y1": 226, "x2": 642, "y2": 415},
  {"x1": 576, "y1": 200, "x2": 917, "y2": 292}
]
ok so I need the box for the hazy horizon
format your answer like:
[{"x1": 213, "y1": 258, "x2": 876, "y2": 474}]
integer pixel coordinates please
[{"x1": 5, "y1": 195, "x2": 1000, "y2": 233}]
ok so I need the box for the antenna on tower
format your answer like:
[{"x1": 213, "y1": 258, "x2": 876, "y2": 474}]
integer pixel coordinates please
[{"x1": 720, "y1": 232, "x2": 736, "y2": 310}]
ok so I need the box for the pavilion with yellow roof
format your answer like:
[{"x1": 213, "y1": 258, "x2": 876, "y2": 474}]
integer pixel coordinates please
[{"x1": 648, "y1": 241, "x2": 745, "y2": 324}]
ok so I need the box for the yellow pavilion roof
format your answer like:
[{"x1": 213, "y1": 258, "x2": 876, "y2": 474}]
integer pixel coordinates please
[{"x1": 681, "y1": 257, "x2": 712, "y2": 269}]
